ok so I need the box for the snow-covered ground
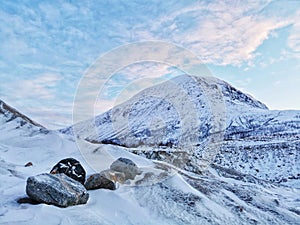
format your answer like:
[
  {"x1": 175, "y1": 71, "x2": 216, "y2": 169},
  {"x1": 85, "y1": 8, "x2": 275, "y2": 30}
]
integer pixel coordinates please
[
  {"x1": 1, "y1": 75, "x2": 300, "y2": 224},
  {"x1": 1, "y1": 130, "x2": 300, "y2": 225},
  {"x1": 1, "y1": 133, "x2": 300, "y2": 224}
]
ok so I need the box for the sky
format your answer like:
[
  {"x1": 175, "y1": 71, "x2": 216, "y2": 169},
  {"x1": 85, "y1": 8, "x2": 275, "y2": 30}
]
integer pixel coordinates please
[{"x1": 0, "y1": 0, "x2": 299, "y2": 129}]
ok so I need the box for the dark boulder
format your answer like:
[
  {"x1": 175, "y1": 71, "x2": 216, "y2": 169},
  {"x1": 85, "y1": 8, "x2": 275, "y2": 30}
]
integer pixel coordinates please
[
  {"x1": 50, "y1": 158, "x2": 86, "y2": 184},
  {"x1": 26, "y1": 173, "x2": 89, "y2": 207}
]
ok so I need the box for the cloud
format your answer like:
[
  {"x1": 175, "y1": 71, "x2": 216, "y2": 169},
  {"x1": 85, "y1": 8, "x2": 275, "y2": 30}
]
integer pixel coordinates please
[
  {"x1": 1, "y1": 0, "x2": 300, "y2": 128},
  {"x1": 7, "y1": 73, "x2": 61, "y2": 100},
  {"x1": 72, "y1": 62, "x2": 185, "y2": 123},
  {"x1": 146, "y1": 0, "x2": 290, "y2": 65},
  {"x1": 97, "y1": 62, "x2": 184, "y2": 103},
  {"x1": 0, "y1": 1, "x2": 297, "y2": 67},
  {"x1": 25, "y1": 104, "x2": 74, "y2": 129},
  {"x1": 0, "y1": 73, "x2": 74, "y2": 129}
]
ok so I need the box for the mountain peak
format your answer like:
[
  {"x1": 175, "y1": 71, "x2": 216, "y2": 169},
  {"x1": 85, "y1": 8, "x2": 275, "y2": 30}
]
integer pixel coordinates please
[{"x1": 171, "y1": 75, "x2": 268, "y2": 110}]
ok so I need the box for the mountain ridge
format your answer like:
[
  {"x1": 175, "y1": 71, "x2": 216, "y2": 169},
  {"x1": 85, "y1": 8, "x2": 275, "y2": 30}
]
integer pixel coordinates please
[{"x1": 0, "y1": 99, "x2": 45, "y2": 129}]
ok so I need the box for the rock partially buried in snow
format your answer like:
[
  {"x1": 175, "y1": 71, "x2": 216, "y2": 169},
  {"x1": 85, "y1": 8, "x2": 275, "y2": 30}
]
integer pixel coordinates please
[
  {"x1": 85, "y1": 173, "x2": 116, "y2": 190},
  {"x1": 26, "y1": 173, "x2": 89, "y2": 207},
  {"x1": 24, "y1": 162, "x2": 33, "y2": 167},
  {"x1": 50, "y1": 158, "x2": 86, "y2": 184},
  {"x1": 110, "y1": 157, "x2": 141, "y2": 180},
  {"x1": 100, "y1": 169, "x2": 126, "y2": 184}
]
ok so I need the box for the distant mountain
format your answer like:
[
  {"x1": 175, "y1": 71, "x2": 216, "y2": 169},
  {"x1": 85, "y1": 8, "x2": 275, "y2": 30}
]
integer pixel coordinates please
[
  {"x1": 0, "y1": 99, "x2": 44, "y2": 128},
  {"x1": 0, "y1": 99, "x2": 48, "y2": 144},
  {"x1": 63, "y1": 75, "x2": 300, "y2": 185}
]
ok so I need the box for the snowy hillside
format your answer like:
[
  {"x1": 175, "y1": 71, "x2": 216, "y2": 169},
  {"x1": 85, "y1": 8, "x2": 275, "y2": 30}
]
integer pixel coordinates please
[
  {"x1": 0, "y1": 99, "x2": 48, "y2": 142},
  {"x1": 1, "y1": 133, "x2": 300, "y2": 224},
  {"x1": 217, "y1": 109, "x2": 300, "y2": 184}
]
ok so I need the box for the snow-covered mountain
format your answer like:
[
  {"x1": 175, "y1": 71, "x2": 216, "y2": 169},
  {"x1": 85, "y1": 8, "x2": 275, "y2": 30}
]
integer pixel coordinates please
[
  {"x1": 65, "y1": 75, "x2": 268, "y2": 145},
  {"x1": 64, "y1": 75, "x2": 300, "y2": 185},
  {"x1": 1, "y1": 75, "x2": 300, "y2": 224},
  {"x1": 0, "y1": 100, "x2": 56, "y2": 151}
]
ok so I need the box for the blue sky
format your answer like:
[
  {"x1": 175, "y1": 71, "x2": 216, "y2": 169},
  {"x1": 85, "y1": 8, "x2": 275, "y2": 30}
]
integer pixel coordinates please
[{"x1": 0, "y1": 0, "x2": 299, "y2": 129}]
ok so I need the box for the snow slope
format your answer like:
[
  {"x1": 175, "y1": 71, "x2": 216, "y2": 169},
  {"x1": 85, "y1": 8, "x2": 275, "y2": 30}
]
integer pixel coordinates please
[
  {"x1": 0, "y1": 100, "x2": 48, "y2": 144},
  {"x1": 217, "y1": 109, "x2": 300, "y2": 184}
]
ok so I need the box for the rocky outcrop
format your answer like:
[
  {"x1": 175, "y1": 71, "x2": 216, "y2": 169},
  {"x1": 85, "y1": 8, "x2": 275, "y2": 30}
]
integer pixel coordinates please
[{"x1": 26, "y1": 173, "x2": 89, "y2": 207}]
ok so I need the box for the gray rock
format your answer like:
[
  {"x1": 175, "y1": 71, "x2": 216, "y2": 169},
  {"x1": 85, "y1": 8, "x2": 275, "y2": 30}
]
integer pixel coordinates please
[
  {"x1": 26, "y1": 173, "x2": 89, "y2": 207},
  {"x1": 110, "y1": 157, "x2": 141, "y2": 180},
  {"x1": 85, "y1": 173, "x2": 116, "y2": 190}
]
